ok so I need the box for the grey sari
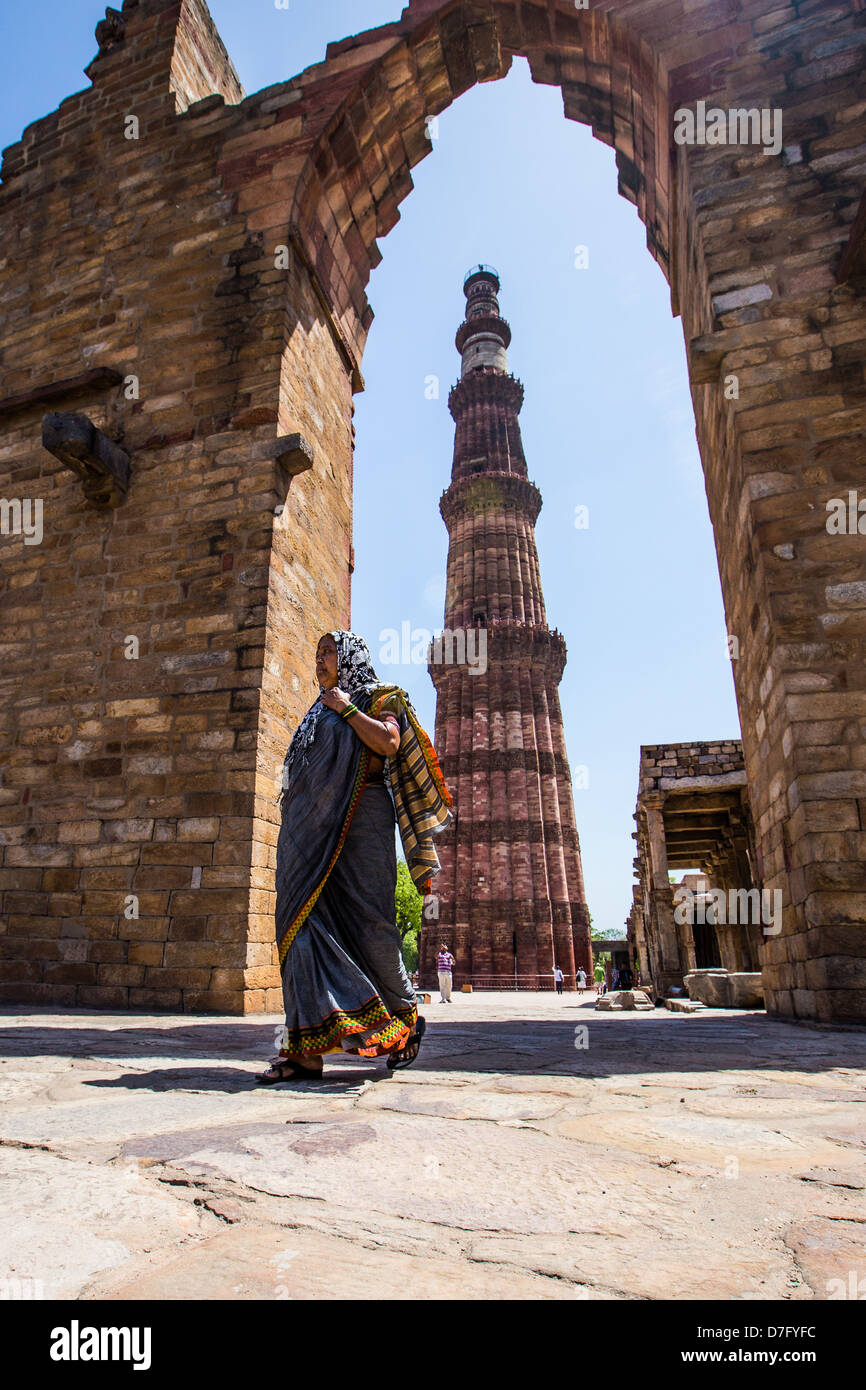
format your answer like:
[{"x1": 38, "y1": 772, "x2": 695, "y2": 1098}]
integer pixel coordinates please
[{"x1": 274, "y1": 635, "x2": 420, "y2": 1058}]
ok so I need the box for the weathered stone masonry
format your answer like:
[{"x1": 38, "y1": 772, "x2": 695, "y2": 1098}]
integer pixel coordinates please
[
  {"x1": 0, "y1": 0, "x2": 355, "y2": 1014},
  {"x1": 628, "y1": 742, "x2": 760, "y2": 999},
  {"x1": 1, "y1": 0, "x2": 865, "y2": 1021}
]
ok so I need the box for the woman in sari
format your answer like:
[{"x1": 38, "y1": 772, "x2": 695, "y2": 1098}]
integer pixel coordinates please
[{"x1": 258, "y1": 630, "x2": 452, "y2": 1083}]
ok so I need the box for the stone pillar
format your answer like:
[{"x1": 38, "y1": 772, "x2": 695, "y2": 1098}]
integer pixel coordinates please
[
  {"x1": 630, "y1": 889, "x2": 650, "y2": 984},
  {"x1": 643, "y1": 795, "x2": 685, "y2": 997},
  {"x1": 427, "y1": 270, "x2": 590, "y2": 989}
]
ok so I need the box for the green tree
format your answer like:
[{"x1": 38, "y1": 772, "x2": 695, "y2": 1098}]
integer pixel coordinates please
[{"x1": 395, "y1": 860, "x2": 422, "y2": 974}]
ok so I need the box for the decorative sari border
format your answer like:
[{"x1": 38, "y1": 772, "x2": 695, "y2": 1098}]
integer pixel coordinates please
[
  {"x1": 278, "y1": 746, "x2": 370, "y2": 969},
  {"x1": 351, "y1": 1009, "x2": 415, "y2": 1058},
  {"x1": 278, "y1": 996, "x2": 418, "y2": 1057}
]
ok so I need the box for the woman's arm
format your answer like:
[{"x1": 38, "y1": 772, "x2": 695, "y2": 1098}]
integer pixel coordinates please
[
  {"x1": 321, "y1": 687, "x2": 400, "y2": 756},
  {"x1": 346, "y1": 708, "x2": 400, "y2": 757}
]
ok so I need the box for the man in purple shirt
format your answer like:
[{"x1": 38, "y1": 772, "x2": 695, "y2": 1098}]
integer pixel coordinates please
[{"x1": 437, "y1": 944, "x2": 455, "y2": 1003}]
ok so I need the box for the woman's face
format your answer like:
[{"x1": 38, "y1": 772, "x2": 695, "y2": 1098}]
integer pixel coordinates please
[{"x1": 315, "y1": 634, "x2": 339, "y2": 689}]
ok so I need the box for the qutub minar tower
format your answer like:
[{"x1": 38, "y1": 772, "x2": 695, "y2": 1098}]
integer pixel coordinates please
[{"x1": 422, "y1": 267, "x2": 592, "y2": 990}]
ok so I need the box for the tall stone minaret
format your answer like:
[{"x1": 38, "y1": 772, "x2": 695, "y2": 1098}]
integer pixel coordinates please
[{"x1": 423, "y1": 267, "x2": 591, "y2": 990}]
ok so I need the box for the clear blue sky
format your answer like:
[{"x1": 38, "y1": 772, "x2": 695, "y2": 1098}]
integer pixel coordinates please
[{"x1": 1, "y1": 1, "x2": 741, "y2": 936}]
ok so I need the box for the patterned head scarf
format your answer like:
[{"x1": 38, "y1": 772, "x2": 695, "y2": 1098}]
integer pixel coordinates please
[{"x1": 280, "y1": 630, "x2": 382, "y2": 795}]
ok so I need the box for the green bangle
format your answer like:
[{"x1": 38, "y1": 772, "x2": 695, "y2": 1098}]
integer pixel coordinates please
[{"x1": 341, "y1": 703, "x2": 358, "y2": 720}]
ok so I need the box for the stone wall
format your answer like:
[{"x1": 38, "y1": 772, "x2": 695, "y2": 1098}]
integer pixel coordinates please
[
  {"x1": 0, "y1": 0, "x2": 353, "y2": 1012},
  {"x1": 639, "y1": 743, "x2": 746, "y2": 791}
]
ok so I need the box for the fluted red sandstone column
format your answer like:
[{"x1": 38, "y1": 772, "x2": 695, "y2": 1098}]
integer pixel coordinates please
[{"x1": 425, "y1": 268, "x2": 591, "y2": 990}]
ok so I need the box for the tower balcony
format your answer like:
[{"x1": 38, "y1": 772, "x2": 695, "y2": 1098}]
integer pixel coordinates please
[
  {"x1": 427, "y1": 618, "x2": 567, "y2": 684},
  {"x1": 464, "y1": 264, "x2": 500, "y2": 287},
  {"x1": 440, "y1": 470, "x2": 541, "y2": 527},
  {"x1": 455, "y1": 314, "x2": 512, "y2": 355},
  {"x1": 448, "y1": 368, "x2": 524, "y2": 419}
]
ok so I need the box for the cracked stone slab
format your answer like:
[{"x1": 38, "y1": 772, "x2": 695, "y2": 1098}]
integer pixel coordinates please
[
  {"x1": 554, "y1": 1109, "x2": 848, "y2": 1173},
  {"x1": 139, "y1": 1110, "x2": 628, "y2": 1233},
  {"x1": 784, "y1": 1218, "x2": 866, "y2": 1299},
  {"x1": 2, "y1": 996, "x2": 866, "y2": 1300},
  {"x1": 121, "y1": 1116, "x2": 378, "y2": 1166},
  {"x1": 0, "y1": 1068, "x2": 363, "y2": 1150},
  {"x1": 464, "y1": 1231, "x2": 795, "y2": 1301},
  {"x1": 0, "y1": 1148, "x2": 217, "y2": 1299},
  {"x1": 91, "y1": 1224, "x2": 568, "y2": 1301},
  {"x1": 819, "y1": 1120, "x2": 866, "y2": 1151},
  {"x1": 359, "y1": 1080, "x2": 564, "y2": 1122},
  {"x1": 795, "y1": 1168, "x2": 865, "y2": 1191}
]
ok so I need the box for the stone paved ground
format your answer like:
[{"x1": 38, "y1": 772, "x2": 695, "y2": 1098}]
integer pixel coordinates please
[{"x1": 1, "y1": 993, "x2": 864, "y2": 1301}]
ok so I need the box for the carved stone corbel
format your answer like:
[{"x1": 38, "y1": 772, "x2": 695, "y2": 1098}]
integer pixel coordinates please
[
  {"x1": 95, "y1": 7, "x2": 125, "y2": 51},
  {"x1": 271, "y1": 433, "x2": 314, "y2": 509},
  {"x1": 42, "y1": 412, "x2": 131, "y2": 508}
]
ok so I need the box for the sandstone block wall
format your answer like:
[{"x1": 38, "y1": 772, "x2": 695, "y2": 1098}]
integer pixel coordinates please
[
  {"x1": 0, "y1": 0, "x2": 354, "y2": 1012},
  {"x1": 639, "y1": 744, "x2": 746, "y2": 791}
]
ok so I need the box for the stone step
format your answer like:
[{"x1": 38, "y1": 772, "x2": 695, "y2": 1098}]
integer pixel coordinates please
[{"x1": 665, "y1": 998, "x2": 708, "y2": 1014}]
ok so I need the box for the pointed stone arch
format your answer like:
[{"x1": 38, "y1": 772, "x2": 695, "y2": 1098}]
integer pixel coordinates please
[
  {"x1": 271, "y1": 0, "x2": 866, "y2": 1024},
  {"x1": 288, "y1": 0, "x2": 704, "y2": 368}
]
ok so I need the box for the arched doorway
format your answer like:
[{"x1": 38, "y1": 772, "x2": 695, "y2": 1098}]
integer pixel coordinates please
[{"x1": 262, "y1": 0, "x2": 866, "y2": 1024}]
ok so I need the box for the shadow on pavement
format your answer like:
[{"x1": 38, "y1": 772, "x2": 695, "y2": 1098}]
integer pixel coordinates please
[{"x1": 1, "y1": 1005, "x2": 864, "y2": 1090}]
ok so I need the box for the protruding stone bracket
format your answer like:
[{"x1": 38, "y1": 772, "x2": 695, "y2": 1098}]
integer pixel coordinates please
[
  {"x1": 687, "y1": 332, "x2": 730, "y2": 385},
  {"x1": 271, "y1": 433, "x2": 314, "y2": 502},
  {"x1": 41, "y1": 412, "x2": 131, "y2": 508}
]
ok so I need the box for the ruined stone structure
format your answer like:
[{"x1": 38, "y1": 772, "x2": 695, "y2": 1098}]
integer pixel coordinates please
[
  {"x1": 1, "y1": 0, "x2": 865, "y2": 1020},
  {"x1": 628, "y1": 742, "x2": 761, "y2": 998},
  {"x1": 421, "y1": 269, "x2": 591, "y2": 989},
  {"x1": 591, "y1": 937, "x2": 631, "y2": 989}
]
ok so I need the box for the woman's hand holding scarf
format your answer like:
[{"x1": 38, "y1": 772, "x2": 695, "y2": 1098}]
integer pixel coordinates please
[{"x1": 321, "y1": 686, "x2": 351, "y2": 714}]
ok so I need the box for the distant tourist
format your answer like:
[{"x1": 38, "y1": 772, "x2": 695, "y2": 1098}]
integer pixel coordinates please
[
  {"x1": 577, "y1": 967, "x2": 587, "y2": 993},
  {"x1": 553, "y1": 965, "x2": 564, "y2": 995},
  {"x1": 611, "y1": 969, "x2": 621, "y2": 990},
  {"x1": 437, "y1": 943, "x2": 455, "y2": 1003}
]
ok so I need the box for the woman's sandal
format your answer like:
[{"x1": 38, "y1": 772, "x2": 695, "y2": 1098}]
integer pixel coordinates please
[
  {"x1": 386, "y1": 1015, "x2": 426, "y2": 1071},
  {"x1": 256, "y1": 1056, "x2": 325, "y2": 1085}
]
